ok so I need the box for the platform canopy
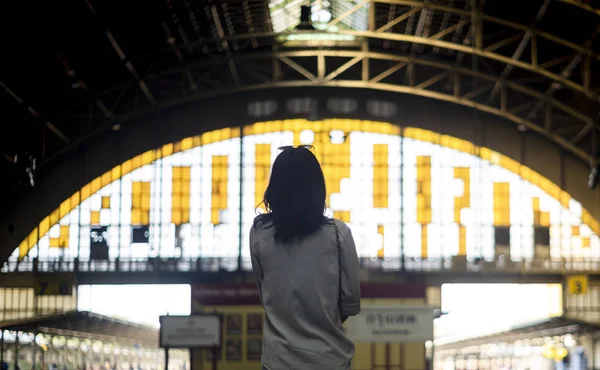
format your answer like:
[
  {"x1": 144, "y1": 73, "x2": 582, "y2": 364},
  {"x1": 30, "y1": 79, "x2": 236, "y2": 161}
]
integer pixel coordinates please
[
  {"x1": 0, "y1": 311, "x2": 158, "y2": 348},
  {"x1": 437, "y1": 316, "x2": 600, "y2": 351}
]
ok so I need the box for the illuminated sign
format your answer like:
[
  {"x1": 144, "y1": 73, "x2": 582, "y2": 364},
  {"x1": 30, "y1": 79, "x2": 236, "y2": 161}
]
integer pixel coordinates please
[
  {"x1": 13, "y1": 120, "x2": 599, "y2": 264},
  {"x1": 345, "y1": 305, "x2": 434, "y2": 343}
]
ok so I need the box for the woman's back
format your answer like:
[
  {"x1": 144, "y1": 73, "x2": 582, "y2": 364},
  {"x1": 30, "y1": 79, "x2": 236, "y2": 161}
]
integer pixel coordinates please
[{"x1": 250, "y1": 219, "x2": 361, "y2": 370}]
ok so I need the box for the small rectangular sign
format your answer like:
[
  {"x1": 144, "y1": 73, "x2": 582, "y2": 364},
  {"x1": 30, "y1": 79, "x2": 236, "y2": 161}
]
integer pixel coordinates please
[
  {"x1": 345, "y1": 305, "x2": 434, "y2": 343},
  {"x1": 160, "y1": 315, "x2": 221, "y2": 348},
  {"x1": 567, "y1": 275, "x2": 589, "y2": 295}
]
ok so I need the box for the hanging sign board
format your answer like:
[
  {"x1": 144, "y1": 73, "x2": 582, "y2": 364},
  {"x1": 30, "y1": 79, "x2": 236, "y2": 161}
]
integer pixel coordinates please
[
  {"x1": 567, "y1": 275, "x2": 588, "y2": 295},
  {"x1": 345, "y1": 305, "x2": 434, "y2": 343},
  {"x1": 160, "y1": 315, "x2": 222, "y2": 348}
]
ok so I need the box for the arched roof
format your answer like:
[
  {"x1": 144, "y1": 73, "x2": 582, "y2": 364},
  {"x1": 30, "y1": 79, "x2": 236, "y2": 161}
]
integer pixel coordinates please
[
  {"x1": 1, "y1": 0, "x2": 599, "y2": 222},
  {"x1": 7, "y1": 119, "x2": 600, "y2": 265}
]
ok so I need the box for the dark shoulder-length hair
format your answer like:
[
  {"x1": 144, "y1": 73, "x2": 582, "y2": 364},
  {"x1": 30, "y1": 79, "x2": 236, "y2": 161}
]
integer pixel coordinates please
[{"x1": 254, "y1": 147, "x2": 330, "y2": 242}]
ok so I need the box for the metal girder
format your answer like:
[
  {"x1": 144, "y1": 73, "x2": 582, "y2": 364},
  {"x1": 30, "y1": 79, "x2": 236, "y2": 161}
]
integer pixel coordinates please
[
  {"x1": 95, "y1": 49, "x2": 593, "y2": 163},
  {"x1": 187, "y1": 24, "x2": 597, "y2": 102},
  {"x1": 487, "y1": 0, "x2": 551, "y2": 102},
  {"x1": 557, "y1": 0, "x2": 600, "y2": 16},
  {"x1": 56, "y1": 55, "x2": 114, "y2": 121},
  {"x1": 85, "y1": 0, "x2": 156, "y2": 105},
  {"x1": 377, "y1": 0, "x2": 597, "y2": 57},
  {"x1": 0, "y1": 81, "x2": 70, "y2": 144}
]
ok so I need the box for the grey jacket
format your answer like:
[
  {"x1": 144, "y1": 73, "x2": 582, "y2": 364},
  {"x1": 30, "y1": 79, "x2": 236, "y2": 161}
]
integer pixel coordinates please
[{"x1": 250, "y1": 219, "x2": 361, "y2": 370}]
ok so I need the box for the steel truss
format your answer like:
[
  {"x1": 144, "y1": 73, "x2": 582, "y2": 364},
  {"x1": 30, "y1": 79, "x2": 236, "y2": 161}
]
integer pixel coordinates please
[
  {"x1": 51, "y1": 0, "x2": 600, "y2": 164},
  {"x1": 90, "y1": 48, "x2": 593, "y2": 162}
]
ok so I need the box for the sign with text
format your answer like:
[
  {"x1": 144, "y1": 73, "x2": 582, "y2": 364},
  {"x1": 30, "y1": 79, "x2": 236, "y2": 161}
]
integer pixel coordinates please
[
  {"x1": 567, "y1": 275, "x2": 589, "y2": 295},
  {"x1": 34, "y1": 274, "x2": 76, "y2": 296},
  {"x1": 160, "y1": 315, "x2": 221, "y2": 348},
  {"x1": 345, "y1": 305, "x2": 434, "y2": 343}
]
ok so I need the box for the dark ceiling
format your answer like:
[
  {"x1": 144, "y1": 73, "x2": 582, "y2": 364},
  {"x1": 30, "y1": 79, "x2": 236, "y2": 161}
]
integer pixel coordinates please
[{"x1": 1, "y1": 0, "x2": 599, "y2": 220}]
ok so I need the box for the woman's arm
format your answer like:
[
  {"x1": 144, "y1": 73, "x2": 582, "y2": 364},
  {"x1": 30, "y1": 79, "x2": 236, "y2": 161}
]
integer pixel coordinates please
[
  {"x1": 249, "y1": 227, "x2": 264, "y2": 304},
  {"x1": 339, "y1": 223, "x2": 361, "y2": 320}
]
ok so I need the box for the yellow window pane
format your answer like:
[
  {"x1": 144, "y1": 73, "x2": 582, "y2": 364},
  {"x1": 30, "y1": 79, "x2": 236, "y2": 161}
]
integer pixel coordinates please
[
  {"x1": 112, "y1": 165, "x2": 122, "y2": 181},
  {"x1": 132, "y1": 209, "x2": 142, "y2": 225},
  {"x1": 122, "y1": 160, "x2": 133, "y2": 175},
  {"x1": 49, "y1": 238, "x2": 60, "y2": 248},
  {"x1": 162, "y1": 143, "x2": 174, "y2": 156},
  {"x1": 81, "y1": 184, "x2": 91, "y2": 200},
  {"x1": 18, "y1": 240, "x2": 28, "y2": 260},
  {"x1": 182, "y1": 211, "x2": 190, "y2": 224},
  {"x1": 50, "y1": 208, "x2": 60, "y2": 225},
  {"x1": 132, "y1": 196, "x2": 141, "y2": 209},
  {"x1": 533, "y1": 197, "x2": 540, "y2": 212},
  {"x1": 172, "y1": 212, "x2": 182, "y2": 226},
  {"x1": 28, "y1": 228, "x2": 38, "y2": 249},
  {"x1": 373, "y1": 144, "x2": 388, "y2": 209},
  {"x1": 377, "y1": 225, "x2": 384, "y2": 236},
  {"x1": 60, "y1": 226, "x2": 69, "y2": 237},
  {"x1": 102, "y1": 197, "x2": 111, "y2": 209},
  {"x1": 377, "y1": 248, "x2": 384, "y2": 259},
  {"x1": 132, "y1": 155, "x2": 142, "y2": 169},
  {"x1": 91, "y1": 211, "x2": 101, "y2": 225},
  {"x1": 142, "y1": 182, "x2": 151, "y2": 193},
  {"x1": 182, "y1": 167, "x2": 191, "y2": 181},
  {"x1": 59, "y1": 199, "x2": 71, "y2": 218},
  {"x1": 458, "y1": 226, "x2": 467, "y2": 256},
  {"x1": 132, "y1": 182, "x2": 142, "y2": 194},
  {"x1": 141, "y1": 213, "x2": 150, "y2": 225},
  {"x1": 540, "y1": 212, "x2": 550, "y2": 227},
  {"x1": 59, "y1": 235, "x2": 69, "y2": 248},
  {"x1": 582, "y1": 237, "x2": 591, "y2": 248},
  {"x1": 142, "y1": 150, "x2": 156, "y2": 165},
  {"x1": 211, "y1": 209, "x2": 220, "y2": 225},
  {"x1": 39, "y1": 217, "x2": 50, "y2": 238},
  {"x1": 421, "y1": 225, "x2": 428, "y2": 259},
  {"x1": 70, "y1": 192, "x2": 81, "y2": 207},
  {"x1": 91, "y1": 177, "x2": 102, "y2": 193},
  {"x1": 572, "y1": 226, "x2": 580, "y2": 236},
  {"x1": 181, "y1": 137, "x2": 193, "y2": 150},
  {"x1": 333, "y1": 211, "x2": 351, "y2": 223},
  {"x1": 172, "y1": 196, "x2": 181, "y2": 209},
  {"x1": 141, "y1": 196, "x2": 151, "y2": 211},
  {"x1": 101, "y1": 171, "x2": 111, "y2": 186}
]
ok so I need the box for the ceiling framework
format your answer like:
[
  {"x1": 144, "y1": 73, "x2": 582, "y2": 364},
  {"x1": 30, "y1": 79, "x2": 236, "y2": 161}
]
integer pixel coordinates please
[{"x1": 1, "y1": 0, "x2": 599, "y2": 213}]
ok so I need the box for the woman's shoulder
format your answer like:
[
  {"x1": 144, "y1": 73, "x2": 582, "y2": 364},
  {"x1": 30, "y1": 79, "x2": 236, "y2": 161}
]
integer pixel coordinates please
[{"x1": 331, "y1": 218, "x2": 351, "y2": 234}]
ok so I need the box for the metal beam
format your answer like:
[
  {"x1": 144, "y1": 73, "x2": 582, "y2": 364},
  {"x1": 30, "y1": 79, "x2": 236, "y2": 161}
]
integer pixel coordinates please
[
  {"x1": 376, "y1": 7, "x2": 421, "y2": 33},
  {"x1": 190, "y1": 30, "x2": 595, "y2": 100},
  {"x1": 107, "y1": 49, "x2": 592, "y2": 162},
  {"x1": 430, "y1": 20, "x2": 470, "y2": 41},
  {"x1": 483, "y1": 33, "x2": 524, "y2": 53},
  {"x1": 277, "y1": 56, "x2": 318, "y2": 82},
  {"x1": 113, "y1": 48, "x2": 593, "y2": 126},
  {"x1": 324, "y1": 55, "x2": 364, "y2": 82},
  {"x1": 211, "y1": 5, "x2": 241, "y2": 86},
  {"x1": 329, "y1": 0, "x2": 371, "y2": 27},
  {"x1": 161, "y1": 22, "x2": 197, "y2": 91},
  {"x1": 528, "y1": 55, "x2": 582, "y2": 119},
  {"x1": 415, "y1": 71, "x2": 451, "y2": 90},
  {"x1": 487, "y1": 0, "x2": 551, "y2": 102},
  {"x1": 374, "y1": 0, "x2": 598, "y2": 58},
  {"x1": 0, "y1": 81, "x2": 70, "y2": 144},
  {"x1": 557, "y1": 0, "x2": 600, "y2": 16},
  {"x1": 369, "y1": 62, "x2": 407, "y2": 84},
  {"x1": 56, "y1": 55, "x2": 114, "y2": 120},
  {"x1": 85, "y1": 0, "x2": 156, "y2": 105}
]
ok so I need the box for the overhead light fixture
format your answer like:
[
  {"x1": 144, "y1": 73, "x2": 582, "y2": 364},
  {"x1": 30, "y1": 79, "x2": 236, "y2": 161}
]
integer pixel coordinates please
[{"x1": 296, "y1": 5, "x2": 315, "y2": 30}]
